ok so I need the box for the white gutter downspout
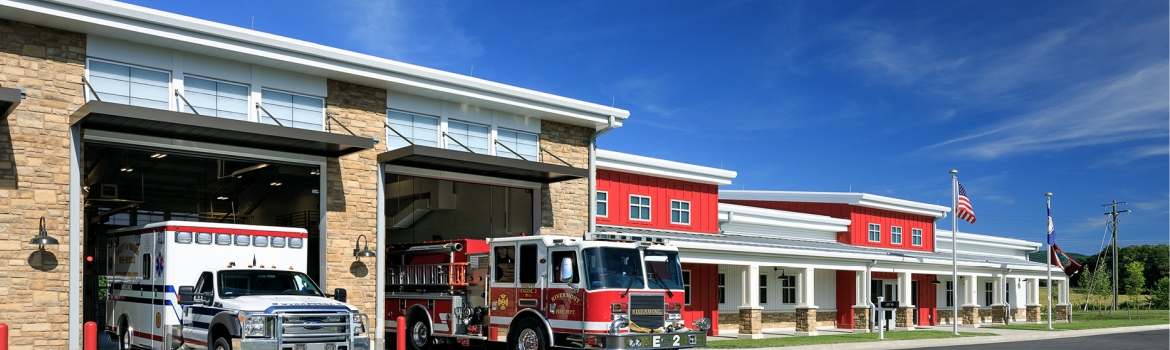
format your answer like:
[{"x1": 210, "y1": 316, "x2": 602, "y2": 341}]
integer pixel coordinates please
[
  {"x1": 865, "y1": 260, "x2": 877, "y2": 330},
  {"x1": 588, "y1": 116, "x2": 618, "y2": 233}
]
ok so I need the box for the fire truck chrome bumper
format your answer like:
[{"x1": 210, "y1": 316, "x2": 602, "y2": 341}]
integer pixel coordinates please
[{"x1": 595, "y1": 331, "x2": 706, "y2": 350}]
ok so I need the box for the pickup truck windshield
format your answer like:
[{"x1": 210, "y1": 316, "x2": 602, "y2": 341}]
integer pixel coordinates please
[
  {"x1": 583, "y1": 247, "x2": 645, "y2": 290},
  {"x1": 218, "y1": 270, "x2": 324, "y2": 298},
  {"x1": 643, "y1": 250, "x2": 684, "y2": 290}
]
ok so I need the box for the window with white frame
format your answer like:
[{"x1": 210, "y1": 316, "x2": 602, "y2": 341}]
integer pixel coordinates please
[
  {"x1": 758, "y1": 274, "x2": 768, "y2": 304},
  {"x1": 629, "y1": 195, "x2": 651, "y2": 221},
  {"x1": 446, "y1": 120, "x2": 490, "y2": 154},
  {"x1": 682, "y1": 270, "x2": 691, "y2": 305},
  {"x1": 717, "y1": 273, "x2": 725, "y2": 304},
  {"x1": 496, "y1": 129, "x2": 539, "y2": 160},
  {"x1": 260, "y1": 89, "x2": 324, "y2": 130},
  {"x1": 891, "y1": 226, "x2": 903, "y2": 244},
  {"x1": 946, "y1": 281, "x2": 954, "y2": 307},
  {"x1": 984, "y1": 282, "x2": 993, "y2": 306},
  {"x1": 670, "y1": 200, "x2": 690, "y2": 225},
  {"x1": 912, "y1": 228, "x2": 923, "y2": 246},
  {"x1": 780, "y1": 275, "x2": 796, "y2": 304},
  {"x1": 87, "y1": 60, "x2": 170, "y2": 110},
  {"x1": 596, "y1": 191, "x2": 608, "y2": 217},
  {"x1": 183, "y1": 76, "x2": 249, "y2": 121},
  {"x1": 868, "y1": 223, "x2": 881, "y2": 242},
  {"x1": 386, "y1": 110, "x2": 439, "y2": 149}
]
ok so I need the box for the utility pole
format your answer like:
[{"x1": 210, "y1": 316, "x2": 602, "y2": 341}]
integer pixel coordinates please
[{"x1": 1102, "y1": 201, "x2": 1130, "y2": 311}]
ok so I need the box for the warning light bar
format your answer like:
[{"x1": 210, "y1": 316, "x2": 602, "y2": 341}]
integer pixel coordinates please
[{"x1": 586, "y1": 233, "x2": 669, "y2": 245}]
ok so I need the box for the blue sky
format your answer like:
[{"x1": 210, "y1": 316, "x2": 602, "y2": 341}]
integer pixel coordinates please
[{"x1": 124, "y1": 0, "x2": 1168, "y2": 254}]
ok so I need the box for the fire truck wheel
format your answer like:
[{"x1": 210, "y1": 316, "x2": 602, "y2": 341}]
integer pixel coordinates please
[
  {"x1": 213, "y1": 337, "x2": 232, "y2": 350},
  {"x1": 116, "y1": 322, "x2": 129, "y2": 350},
  {"x1": 512, "y1": 318, "x2": 547, "y2": 350},
  {"x1": 407, "y1": 313, "x2": 432, "y2": 350}
]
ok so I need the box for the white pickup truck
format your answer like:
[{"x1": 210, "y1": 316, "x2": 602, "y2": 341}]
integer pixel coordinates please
[{"x1": 104, "y1": 221, "x2": 371, "y2": 350}]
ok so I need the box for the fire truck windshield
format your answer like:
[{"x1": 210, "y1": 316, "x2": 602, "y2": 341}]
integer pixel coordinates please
[
  {"x1": 643, "y1": 250, "x2": 684, "y2": 290},
  {"x1": 583, "y1": 247, "x2": 645, "y2": 290},
  {"x1": 218, "y1": 270, "x2": 324, "y2": 298}
]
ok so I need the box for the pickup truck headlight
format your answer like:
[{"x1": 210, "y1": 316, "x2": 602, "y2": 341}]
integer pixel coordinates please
[
  {"x1": 354, "y1": 314, "x2": 366, "y2": 335},
  {"x1": 242, "y1": 314, "x2": 273, "y2": 338}
]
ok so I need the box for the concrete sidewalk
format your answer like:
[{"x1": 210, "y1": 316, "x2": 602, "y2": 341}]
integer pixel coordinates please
[{"x1": 709, "y1": 324, "x2": 1170, "y2": 350}]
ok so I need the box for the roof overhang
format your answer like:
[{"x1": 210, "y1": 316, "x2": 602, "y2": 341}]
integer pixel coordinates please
[
  {"x1": 720, "y1": 190, "x2": 951, "y2": 218},
  {"x1": 0, "y1": 0, "x2": 629, "y2": 129},
  {"x1": 0, "y1": 86, "x2": 22, "y2": 118},
  {"x1": 70, "y1": 101, "x2": 375, "y2": 157},
  {"x1": 377, "y1": 145, "x2": 587, "y2": 184},
  {"x1": 597, "y1": 149, "x2": 737, "y2": 185}
]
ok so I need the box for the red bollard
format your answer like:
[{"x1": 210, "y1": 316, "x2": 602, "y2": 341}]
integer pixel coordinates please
[
  {"x1": 396, "y1": 315, "x2": 406, "y2": 350},
  {"x1": 84, "y1": 321, "x2": 97, "y2": 350},
  {"x1": 0, "y1": 323, "x2": 8, "y2": 350}
]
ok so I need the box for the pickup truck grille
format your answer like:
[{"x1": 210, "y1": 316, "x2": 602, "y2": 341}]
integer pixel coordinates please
[
  {"x1": 280, "y1": 312, "x2": 349, "y2": 343},
  {"x1": 629, "y1": 294, "x2": 665, "y2": 330}
]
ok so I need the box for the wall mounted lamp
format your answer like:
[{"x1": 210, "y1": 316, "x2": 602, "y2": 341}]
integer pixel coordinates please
[
  {"x1": 774, "y1": 267, "x2": 786, "y2": 279},
  {"x1": 29, "y1": 217, "x2": 59, "y2": 249},
  {"x1": 353, "y1": 234, "x2": 375, "y2": 258},
  {"x1": 931, "y1": 276, "x2": 941, "y2": 284}
]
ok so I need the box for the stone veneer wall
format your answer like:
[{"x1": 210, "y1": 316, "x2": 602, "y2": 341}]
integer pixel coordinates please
[
  {"x1": 323, "y1": 79, "x2": 386, "y2": 317},
  {"x1": 539, "y1": 120, "x2": 589, "y2": 236},
  {"x1": 0, "y1": 19, "x2": 86, "y2": 349},
  {"x1": 717, "y1": 311, "x2": 838, "y2": 330}
]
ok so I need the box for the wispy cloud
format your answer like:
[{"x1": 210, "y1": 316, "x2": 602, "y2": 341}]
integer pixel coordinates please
[
  {"x1": 921, "y1": 64, "x2": 1168, "y2": 160},
  {"x1": 336, "y1": 0, "x2": 483, "y2": 69},
  {"x1": 607, "y1": 76, "x2": 684, "y2": 118},
  {"x1": 1090, "y1": 144, "x2": 1170, "y2": 168}
]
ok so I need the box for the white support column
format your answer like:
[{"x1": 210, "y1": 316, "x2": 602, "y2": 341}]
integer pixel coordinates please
[
  {"x1": 898, "y1": 272, "x2": 912, "y2": 306},
  {"x1": 993, "y1": 276, "x2": 1004, "y2": 306},
  {"x1": 855, "y1": 271, "x2": 866, "y2": 306},
  {"x1": 1029, "y1": 278, "x2": 1040, "y2": 305},
  {"x1": 798, "y1": 267, "x2": 816, "y2": 307},
  {"x1": 744, "y1": 265, "x2": 760, "y2": 307},
  {"x1": 965, "y1": 275, "x2": 979, "y2": 306},
  {"x1": 1059, "y1": 279, "x2": 1070, "y2": 305}
]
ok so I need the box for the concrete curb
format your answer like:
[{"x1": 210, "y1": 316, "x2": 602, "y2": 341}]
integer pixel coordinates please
[{"x1": 732, "y1": 324, "x2": 1170, "y2": 350}]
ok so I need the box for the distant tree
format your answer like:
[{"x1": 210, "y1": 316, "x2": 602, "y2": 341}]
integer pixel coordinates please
[
  {"x1": 1151, "y1": 277, "x2": 1169, "y2": 309},
  {"x1": 1078, "y1": 267, "x2": 1111, "y2": 310},
  {"x1": 1123, "y1": 260, "x2": 1146, "y2": 296}
]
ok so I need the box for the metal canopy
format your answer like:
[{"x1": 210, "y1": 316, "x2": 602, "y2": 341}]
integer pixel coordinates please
[
  {"x1": 0, "y1": 86, "x2": 22, "y2": 119},
  {"x1": 377, "y1": 145, "x2": 587, "y2": 184},
  {"x1": 70, "y1": 101, "x2": 374, "y2": 157}
]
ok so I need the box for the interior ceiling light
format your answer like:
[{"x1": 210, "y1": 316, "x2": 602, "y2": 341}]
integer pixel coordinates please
[
  {"x1": 270, "y1": 180, "x2": 282, "y2": 187},
  {"x1": 120, "y1": 166, "x2": 133, "y2": 172},
  {"x1": 310, "y1": 169, "x2": 320, "y2": 175},
  {"x1": 150, "y1": 153, "x2": 167, "y2": 159},
  {"x1": 216, "y1": 196, "x2": 229, "y2": 200}
]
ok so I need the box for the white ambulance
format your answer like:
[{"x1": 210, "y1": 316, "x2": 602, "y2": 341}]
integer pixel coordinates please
[{"x1": 104, "y1": 221, "x2": 371, "y2": 350}]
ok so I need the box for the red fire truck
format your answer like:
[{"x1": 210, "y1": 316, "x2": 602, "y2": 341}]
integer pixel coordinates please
[{"x1": 385, "y1": 233, "x2": 710, "y2": 350}]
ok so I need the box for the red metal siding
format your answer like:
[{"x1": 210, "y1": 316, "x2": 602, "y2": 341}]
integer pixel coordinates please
[
  {"x1": 681, "y1": 263, "x2": 719, "y2": 336},
  {"x1": 836, "y1": 270, "x2": 855, "y2": 329},
  {"x1": 915, "y1": 274, "x2": 938, "y2": 326},
  {"x1": 597, "y1": 170, "x2": 719, "y2": 233},
  {"x1": 719, "y1": 200, "x2": 936, "y2": 252}
]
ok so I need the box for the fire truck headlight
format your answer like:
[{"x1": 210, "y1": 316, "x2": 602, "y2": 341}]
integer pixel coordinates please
[{"x1": 692, "y1": 318, "x2": 711, "y2": 332}]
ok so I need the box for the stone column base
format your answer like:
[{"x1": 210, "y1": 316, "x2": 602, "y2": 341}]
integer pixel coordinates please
[
  {"x1": 737, "y1": 306, "x2": 763, "y2": 339},
  {"x1": 991, "y1": 305, "x2": 1008, "y2": 324},
  {"x1": 1054, "y1": 304, "x2": 1070, "y2": 322},
  {"x1": 961, "y1": 305, "x2": 979, "y2": 328},
  {"x1": 894, "y1": 307, "x2": 916, "y2": 330},
  {"x1": 1025, "y1": 304, "x2": 1041, "y2": 323},
  {"x1": 795, "y1": 307, "x2": 818, "y2": 336},
  {"x1": 852, "y1": 306, "x2": 871, "y2": 333}
]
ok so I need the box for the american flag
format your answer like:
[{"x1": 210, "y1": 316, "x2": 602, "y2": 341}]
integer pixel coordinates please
[{"x1": 956, "y1": 182, "x2": 976, "y2": 224}]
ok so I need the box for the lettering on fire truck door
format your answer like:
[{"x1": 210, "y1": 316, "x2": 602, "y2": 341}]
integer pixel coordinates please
[
  {"x1": 546, "y1": 249, "x2": 583, "y2": 334},
  {"x1": 489, "y1": 244, "x2": 517, "y2": 341}
]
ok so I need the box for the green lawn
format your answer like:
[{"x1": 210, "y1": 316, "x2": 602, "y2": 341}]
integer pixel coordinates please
[
  {"x1": 700, "y1": 331, "x2": 994, "y2": 349},
  {"x1": 984, "y1": 309, "x2": 1169, "y2": 331}
]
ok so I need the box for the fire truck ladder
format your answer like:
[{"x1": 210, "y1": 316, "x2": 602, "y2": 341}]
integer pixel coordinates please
[{"x1": 386, "y1": 243, "x2": 469, "y2": 291}]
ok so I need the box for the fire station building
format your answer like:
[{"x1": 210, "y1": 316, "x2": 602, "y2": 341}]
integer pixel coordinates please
[
  {"x1": 0, "y1": 0, "x2": 622, "y2": 348},
  {"x1": 594, "y1": 150, "x2": 1070, "y2": 337}
]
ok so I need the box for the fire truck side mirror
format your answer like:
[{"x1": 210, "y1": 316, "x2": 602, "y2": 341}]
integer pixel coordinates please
[
  {"x1": 331, "y1": 288, "x2": 347, "y2": 303},
  {"x1": 177, "y1": 286, "x2": 198, "y2": 306},
  {"x1": 559, "y1": 257, "x2": 574, "y2": 283}
]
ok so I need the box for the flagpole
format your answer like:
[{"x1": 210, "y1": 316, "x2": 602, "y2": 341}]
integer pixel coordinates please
[
  {"x1": 1046, "y1": 192, "x2": 1053, "y2": 330},
  {"x1": 950, "y1": 169, "x2": 959, "y2": 336}
]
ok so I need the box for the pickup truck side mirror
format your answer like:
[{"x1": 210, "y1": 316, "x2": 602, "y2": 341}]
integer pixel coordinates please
[
  {"x1": 178, "y1": 286, "x2": 198, "y2": 306},
  {"x1": 332, "y1": 288, "x2": 347, "y2": 303}
]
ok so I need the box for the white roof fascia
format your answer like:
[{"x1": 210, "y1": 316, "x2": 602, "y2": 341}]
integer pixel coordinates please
[
  {"x1": 596, "y1": 149, "x2": 737, "y2": 185},
  {"x1": 719, "y1": 190, "x2": 952, "y2": 218},
  {"x1": 718, "y1": 203, "x2": 850, "y2": 234},
  {"x1": 670, "y1": 240, "x2": 1056, "y2": 275},
  {"x1": 935, "y1": 229, "x2": 1042, "y2": 252},
  {"x1": 1, "y1": 0, "x2": 628, "y2": 128}
]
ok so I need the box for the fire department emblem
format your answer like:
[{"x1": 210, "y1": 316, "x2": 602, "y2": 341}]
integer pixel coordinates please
[
  {"x1": 155, "y1": 254, "x2": 164, "y2": 277},
  {"x1": 497, "y1": 294, "x2": 508, "y2": 310}
]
